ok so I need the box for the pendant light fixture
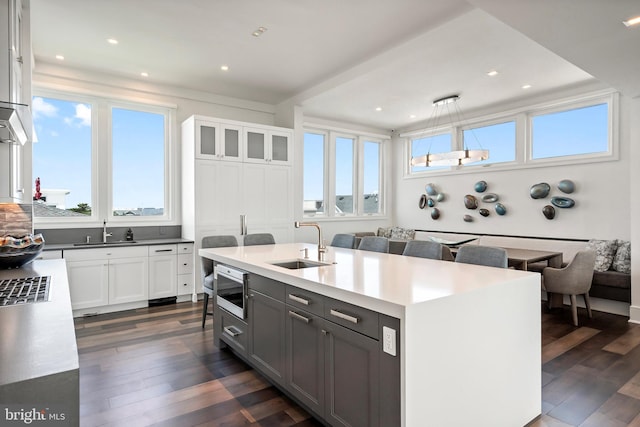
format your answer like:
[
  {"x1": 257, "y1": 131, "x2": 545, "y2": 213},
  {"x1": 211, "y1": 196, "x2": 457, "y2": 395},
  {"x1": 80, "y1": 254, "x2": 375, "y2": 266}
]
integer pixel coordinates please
[{"x1": 410, "y1": 94, "x2": 489, "y2": 167}]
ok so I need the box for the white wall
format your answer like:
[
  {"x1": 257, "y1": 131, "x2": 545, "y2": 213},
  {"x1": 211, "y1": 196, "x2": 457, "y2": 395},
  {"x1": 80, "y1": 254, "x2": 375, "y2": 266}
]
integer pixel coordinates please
[
  {"x1": 392, "y1": 93, "x2": 632, "y2": 241},
  {"x1": 629, "y1": 96, "x2": 640, "y2": 323}
]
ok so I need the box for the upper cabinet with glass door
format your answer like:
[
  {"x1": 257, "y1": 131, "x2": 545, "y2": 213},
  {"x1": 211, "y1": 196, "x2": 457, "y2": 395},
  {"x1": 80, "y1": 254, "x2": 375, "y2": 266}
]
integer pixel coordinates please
[
  {"x1": 195, "y1": 119, "x2": 243, "y2": 162},
  {"x1": 244, "y1": 127, "x2": 293, "y2": 166}
]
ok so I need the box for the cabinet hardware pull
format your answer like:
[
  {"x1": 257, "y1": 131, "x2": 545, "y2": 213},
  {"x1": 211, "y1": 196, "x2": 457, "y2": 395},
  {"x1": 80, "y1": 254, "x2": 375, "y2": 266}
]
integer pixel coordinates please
[
  {"x1": 223, "y1": 326, "x2": 242, "y2": 337},
  {"x1": 288, "y1": 294, "x2": 309, "y2": 305},
  {"x1": 321, "y1": 329, "x2": 328, "y2": 335},
  {"x1": 155, "y1": 249, "x2": 173, "y2": 252},
  {"x1": 288, "y1": 310, "x2": 311, "y2": 323},
  {"x1": 329, "y1": 309, "x2": 359, "y2": 324}
]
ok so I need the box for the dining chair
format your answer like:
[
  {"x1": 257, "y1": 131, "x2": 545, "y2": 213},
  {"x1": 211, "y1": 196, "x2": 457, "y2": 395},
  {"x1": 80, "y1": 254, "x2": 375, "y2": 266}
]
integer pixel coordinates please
[
  {"x1": 402, "y1": 240, "x2": 445, "y2": 260},
  {"x1": 357, "y1": 236, "x2": 389, "y2": 253},
  {"x1": 201, "y1": 235, "x2": 238, "y2": 328},
  {"x1": 243, "y1": 233, "x2": 276, "y2": 246},
  {"x1": 454, "y1": 245, "x2": 508, "y2": 268},
  {"x1": 542, "y1": 250, "x2": 596, "y2": 326},
  {"x1": 330, "y1": 233, "x2": 356, "y2": 249}
]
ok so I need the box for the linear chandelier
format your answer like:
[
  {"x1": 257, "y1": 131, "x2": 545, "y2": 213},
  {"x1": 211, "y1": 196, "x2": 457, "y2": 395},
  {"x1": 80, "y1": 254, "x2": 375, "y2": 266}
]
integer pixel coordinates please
[{"x1": 410, "y1": 95, "x2": 489, "y2": 167}]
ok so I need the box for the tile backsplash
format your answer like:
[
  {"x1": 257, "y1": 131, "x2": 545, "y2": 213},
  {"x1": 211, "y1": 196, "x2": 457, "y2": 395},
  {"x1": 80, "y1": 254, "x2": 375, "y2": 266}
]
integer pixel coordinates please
[{"x1": 0, "y1": 203, "x2": 33, "y2": 236}]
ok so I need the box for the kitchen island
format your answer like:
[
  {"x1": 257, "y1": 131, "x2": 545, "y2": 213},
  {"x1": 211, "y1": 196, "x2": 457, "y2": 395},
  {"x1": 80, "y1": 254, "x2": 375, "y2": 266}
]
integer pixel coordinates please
[
  {"x1": 200, "y1": 242, "x2": 541, "y2": 427},
  {"x1": 0, "y1": 259, "x2": 79, "y2": 426}
]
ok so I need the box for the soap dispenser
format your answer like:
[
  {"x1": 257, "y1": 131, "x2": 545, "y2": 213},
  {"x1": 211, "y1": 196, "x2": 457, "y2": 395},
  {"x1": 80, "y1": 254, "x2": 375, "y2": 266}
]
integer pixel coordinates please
[{"x1": 126, "y1": 228, "x2": 134, "y2": 241}]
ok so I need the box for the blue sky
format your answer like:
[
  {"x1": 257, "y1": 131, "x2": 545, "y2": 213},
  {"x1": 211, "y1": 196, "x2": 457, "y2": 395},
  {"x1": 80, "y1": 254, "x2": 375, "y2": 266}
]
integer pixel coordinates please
[{"x1": 32, "y1": 96, "x2": 165, "y2": 211}]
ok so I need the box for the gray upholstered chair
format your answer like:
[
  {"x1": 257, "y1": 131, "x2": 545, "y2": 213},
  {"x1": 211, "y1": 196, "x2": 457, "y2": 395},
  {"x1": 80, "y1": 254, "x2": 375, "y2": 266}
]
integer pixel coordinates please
[
  {"x1": 243, "y1": 233, "x2": 275, "y2": 246},
  {"x1": 542, "y1": 250, "x2": 596, "y2": 326},
  {"x1": 402, "y1": 240, "x2": 445, "y2": 260},
  {"x1": 455, "y1": 245, "x2": 508, "y2": 268},
  {"x1": 357, "y1": 236, "x2": 389, "y2": 253},
  {"x1": 330, "y1": 233, "x2": 356, "y2": 249},
  {"x1": 201, "y1": 235, "x2": 238, "y2": 328}
]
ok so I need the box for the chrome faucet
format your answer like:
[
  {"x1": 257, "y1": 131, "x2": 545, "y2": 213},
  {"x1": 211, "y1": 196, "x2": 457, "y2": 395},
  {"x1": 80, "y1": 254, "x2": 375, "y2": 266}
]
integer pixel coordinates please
[
  {"x1": 102, "y1": 220, "x2": 112, "y2": 243},
  {"x1": 294, "y1": 221, "x2": 326, "y2": 261}
]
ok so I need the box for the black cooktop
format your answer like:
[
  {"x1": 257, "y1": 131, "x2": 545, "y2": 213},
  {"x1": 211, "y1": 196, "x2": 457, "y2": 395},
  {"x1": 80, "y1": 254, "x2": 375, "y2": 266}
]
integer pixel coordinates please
[{"x1": 0, "y1": 276, "x2": 51, "y2": 306}]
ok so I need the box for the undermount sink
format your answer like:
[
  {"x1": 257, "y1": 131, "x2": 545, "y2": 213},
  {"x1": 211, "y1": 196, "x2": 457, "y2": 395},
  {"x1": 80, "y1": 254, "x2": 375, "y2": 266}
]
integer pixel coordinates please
[
  {"x1": 270, "y1": 259, "x2": 334, "y2": 269},
  {"x1": 73, "y1": 241, "x2": 137, "y2": 246}
]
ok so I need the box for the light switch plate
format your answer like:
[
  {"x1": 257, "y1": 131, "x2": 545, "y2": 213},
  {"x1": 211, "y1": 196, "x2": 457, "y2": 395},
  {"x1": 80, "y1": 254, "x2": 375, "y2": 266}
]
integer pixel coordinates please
[{"x1": 383, "y1": 326, "x2": 396, "y2": 356}]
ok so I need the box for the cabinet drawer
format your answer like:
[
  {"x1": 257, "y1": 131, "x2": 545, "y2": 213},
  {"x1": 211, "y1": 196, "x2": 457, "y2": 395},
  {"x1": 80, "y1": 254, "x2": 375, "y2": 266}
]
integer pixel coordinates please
[
  {"x1": 324, "y1": 297, "x2": 379, "y2": 340},
  {"x1": 148, "y1": 244, "x2": 177, "y2": 256},
  {"x1": 177, "y1": 274, "x2": 193, "y2": 296},
  {"x1": 178, "y1": 243, "x2": 193, "y2": 254},
  {"x1": 285, "y1": 285, "x2": 324, "y2": 316},
  {"x1": 177, "y1": 253, "x2": 193, "y2": 274},
  {"x1": 219, "y1": 308, "x2": 248, "y2": 354},
  {"x1": 249, "y1": 274, "x2": 285, "y2": 300},
  {"x1": 65, "y1": 246, "x2": 147, "y2": 261}
]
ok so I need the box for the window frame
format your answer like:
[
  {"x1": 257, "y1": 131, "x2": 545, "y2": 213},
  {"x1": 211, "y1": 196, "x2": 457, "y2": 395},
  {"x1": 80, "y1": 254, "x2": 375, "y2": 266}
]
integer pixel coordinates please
[
  {"x1": 402, "y1": 90, "x2": 618, "y2": 178},
  {"x1": 32, "y1": 88, "x2": 176, "y2": 227},
  {"x1": 303, "y1": 126, "x2": 388, "y2": 219}
]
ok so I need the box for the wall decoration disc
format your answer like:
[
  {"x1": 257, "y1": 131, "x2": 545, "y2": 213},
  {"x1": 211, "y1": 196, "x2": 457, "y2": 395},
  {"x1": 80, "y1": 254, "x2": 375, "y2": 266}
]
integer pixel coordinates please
[
  {"x1": 530, "y1": 183, "x2": 551, "y2": 199},
  {"x1": 431, "y1": 208, "x2": 440, "y2": 220},
  {"x1": 551, "y1": 196, "x2": 575, "y2": 208},
  {"x1": 463, "y1": 214, "x2": 474, "y2": 222},
  {"x1": 495, "y1": 203, "x2": 507, "y2": 216},
  {"x1": 479, "y1": 208, "x2": 490, "y2": 217},
  {"x1": 425, "y1": 183, "x2": 438, "y2": 196},
  {"x1": 419, "y1": 194, "x2": 427, "y2": 209},
  {"x1": 436, "y1": 193, "x2": 445, "y2": 202},
  {"x1": 542, "y1": 205, "x2": 555, "y2": 220},
  {"x1": 427, "y1": 198, "x2": 435, "y2": 208},
  {"x1": 557, "y1": 179, "x2": 575, "y2": 194},
  {"x1": 464, "y1": 194, "x2": 478, "y2": 210},
  {"x1": 481, "y1": 193, "x2": 499, "y2": 203},
  {"x1": 474, "y1": 180, "x2": 488, "y2": 193}
]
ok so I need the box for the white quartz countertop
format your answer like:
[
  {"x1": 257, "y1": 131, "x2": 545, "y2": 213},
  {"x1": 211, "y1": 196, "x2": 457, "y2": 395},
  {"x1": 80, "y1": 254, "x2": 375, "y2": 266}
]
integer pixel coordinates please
[
  {"x1": 0, "y1": 259, "x2": 79, "y2": 386},
  {"x1": 200, "y1": 243, "x2": 538, "y2": 318}
]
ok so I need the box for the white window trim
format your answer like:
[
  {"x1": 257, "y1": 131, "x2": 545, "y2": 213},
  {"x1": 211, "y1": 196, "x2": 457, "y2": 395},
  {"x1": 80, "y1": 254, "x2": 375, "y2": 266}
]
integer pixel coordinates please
[
  {"x1": 32, "y1": 89, "x2": 177, "y2": 228},
  {"x1": 402, "y1": 90, "x2": 618, "y2": 178}
]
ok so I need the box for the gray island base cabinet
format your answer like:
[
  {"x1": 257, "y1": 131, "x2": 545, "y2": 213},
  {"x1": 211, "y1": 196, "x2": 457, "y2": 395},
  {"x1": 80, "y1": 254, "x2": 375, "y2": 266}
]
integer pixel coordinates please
[
  {"x1": 203, "y1": 243, "x2": 541, "y2": 427},
  {"x1": 215, "y1": 273, "x2": 400, "y2": 427}
]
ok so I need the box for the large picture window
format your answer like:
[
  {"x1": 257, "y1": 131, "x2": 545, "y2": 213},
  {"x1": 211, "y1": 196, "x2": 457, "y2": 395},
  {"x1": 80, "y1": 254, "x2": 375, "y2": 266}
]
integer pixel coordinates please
[
  {"x1": 462, "y1": 120, "x2": 516, "y2": 166},
  {"x1": 303, "y1": 132, "x2": 326, "y2": 215},
  {"x1": 32, "y1": 91, "x2": 174, "y2": 224}
]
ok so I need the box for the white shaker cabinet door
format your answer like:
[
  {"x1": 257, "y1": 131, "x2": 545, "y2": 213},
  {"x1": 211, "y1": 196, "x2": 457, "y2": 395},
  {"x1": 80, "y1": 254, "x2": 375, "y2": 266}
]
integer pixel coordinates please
[
  {"x1": 148, "y1": 254, "x2": 178, "y2": 299},
  {"x1": 67, "y1": 259, "x2": 109, "y2": 310},
  {"x1": 109, "y1": 256, "x2": 149, "y2": 305}
]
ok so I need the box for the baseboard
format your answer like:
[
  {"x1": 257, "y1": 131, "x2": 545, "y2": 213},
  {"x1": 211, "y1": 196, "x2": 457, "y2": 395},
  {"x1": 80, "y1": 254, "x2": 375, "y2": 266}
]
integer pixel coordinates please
[
  {"x1": 629, "y1": 305, "x2": 640, "y2": 324},
  {"x1": 541, "y1": 291, "x2": 630, "y2": 317}
]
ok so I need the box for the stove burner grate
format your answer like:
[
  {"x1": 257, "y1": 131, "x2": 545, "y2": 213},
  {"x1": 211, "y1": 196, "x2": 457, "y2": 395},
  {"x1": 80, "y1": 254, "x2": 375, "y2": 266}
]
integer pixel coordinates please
[{"x1": 0, "y1": 276, "x2": 51, "y2": 306}]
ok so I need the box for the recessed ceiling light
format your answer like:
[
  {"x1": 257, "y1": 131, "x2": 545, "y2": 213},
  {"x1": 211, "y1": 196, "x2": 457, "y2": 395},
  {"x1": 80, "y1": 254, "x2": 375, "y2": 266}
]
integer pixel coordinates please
[
  {"x1": 487, "y1": 70, "x2": 499, "y2": 77},
  {"x1": 55, "y1": 55, "x2": 64, "y2": 60},
  {"x1": 409, "y1": 114, "x2": 416, "y2": 119},
  {"x1": 375, "y1": 107, "x2": 382, "y2": 112},
  {"x1": 522, "y1": 84, "x2": 532, "y2": 90},
  {"x1": 623, "y1": 15, "x2": 640, "y2": 27},
  {"x1": 140, "y1": 72, "x2": 149, "y2": 77},
  {"x1": 252, "y1": 26, "x2": 268, "y2": 37},
  {"x1": 220, "y1": 65, "x2": 229, "y2": 71},
  {"x1": 107, "y1": 38, "x2": 118, "y2": 45}
]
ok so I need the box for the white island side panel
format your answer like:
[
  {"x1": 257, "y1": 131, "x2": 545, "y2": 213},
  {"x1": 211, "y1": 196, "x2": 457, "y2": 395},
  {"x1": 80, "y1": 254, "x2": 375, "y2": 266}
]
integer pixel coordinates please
[{"x1": 404, "y1": 273, "x2": 541, "y2": 427}]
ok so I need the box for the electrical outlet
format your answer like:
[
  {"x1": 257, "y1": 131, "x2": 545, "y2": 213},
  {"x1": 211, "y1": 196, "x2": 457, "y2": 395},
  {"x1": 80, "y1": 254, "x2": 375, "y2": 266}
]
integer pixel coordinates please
[{"x1": 383, "y1": 326, "x2": 396, "y2": 356}]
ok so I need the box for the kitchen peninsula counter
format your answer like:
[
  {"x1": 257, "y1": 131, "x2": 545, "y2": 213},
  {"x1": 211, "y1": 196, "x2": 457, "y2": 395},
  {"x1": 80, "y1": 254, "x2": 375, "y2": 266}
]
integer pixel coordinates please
[
  {"x1": 0, "y1": 259, "x2": 79, "y2": 425},
  {"x1": 200, "y1": 242, "x2": 542, "y2": 427}
]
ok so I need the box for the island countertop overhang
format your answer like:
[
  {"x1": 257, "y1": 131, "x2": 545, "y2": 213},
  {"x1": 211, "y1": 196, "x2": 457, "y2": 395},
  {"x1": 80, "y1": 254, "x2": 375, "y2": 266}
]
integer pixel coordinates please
[{"x1": 199, "y1": 242, "x2": 539, "y2": 318}]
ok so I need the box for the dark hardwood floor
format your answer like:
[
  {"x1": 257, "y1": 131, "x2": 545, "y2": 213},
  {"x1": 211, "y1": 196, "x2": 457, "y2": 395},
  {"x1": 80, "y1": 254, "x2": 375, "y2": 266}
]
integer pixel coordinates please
[{"x1": 75, "y1": 301, "x2": 640, "y2": 426}]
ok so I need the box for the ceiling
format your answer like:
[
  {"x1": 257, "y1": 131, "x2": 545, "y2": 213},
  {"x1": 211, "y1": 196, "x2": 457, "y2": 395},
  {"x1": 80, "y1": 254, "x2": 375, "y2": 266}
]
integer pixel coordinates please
[{"x1": 30, "y1": 0, "x2": 640, "y2": 131}]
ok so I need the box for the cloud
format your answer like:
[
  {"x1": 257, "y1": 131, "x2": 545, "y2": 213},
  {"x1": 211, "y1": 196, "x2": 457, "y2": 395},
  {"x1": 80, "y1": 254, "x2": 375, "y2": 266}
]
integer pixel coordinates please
[
  {"x1": 75, "y1": 103, "x2": 91, "y2": 127},
  {"x1": 32, "y1": 97, "x2": 58, "y2": 119}
]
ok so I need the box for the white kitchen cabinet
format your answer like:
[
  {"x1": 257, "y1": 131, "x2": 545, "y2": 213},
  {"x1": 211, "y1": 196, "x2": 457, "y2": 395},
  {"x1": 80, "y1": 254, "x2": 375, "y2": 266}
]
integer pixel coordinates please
[
  {"x1": 244, "y1": 126, "x2": 292, "y2": 165},
  {"x1": 0, "y1": 140, "x2": 23, "y2": 202},
  {"x1": 148, "y1": 244, "x2": 178, "y2": 299},
  {"x1": 182, "y1": 115, "x2": 294, "y2": 294},
  {"x1": 65, "y1": 246, "x2": 148, "y2": 311},
  {"x1": 177, "y1": 243, "x2": 194, "y2": 296},
  {"x1": 195, "y1": 119, "x2": 243, "y2": 162},
  {"x1": 1, "y1": 0, "x2": 24, "y2": 103}
]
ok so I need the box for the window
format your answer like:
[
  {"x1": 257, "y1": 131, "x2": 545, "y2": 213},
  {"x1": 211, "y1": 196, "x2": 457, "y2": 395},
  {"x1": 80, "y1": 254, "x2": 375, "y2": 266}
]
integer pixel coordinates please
[
  {"x1": 335, "y1": 136, "x2": 355, "y2": 214},
  {"x1": 410, "y1": 133, "x2": 451, "y2": 173},
  {"x1": 32, "y1": 90, "x2": 174, "y2": 223},
  {"x1": 462, "y1": 120, "x2": 516, "y2": 165},
  {"x1": 303, "y1": 129, "x2": 387, "y2": 218},
  {"x1": 531, "y1": 103, "x2": 608, "y2": 159},
  {"x1": 303, "y1": 132, "x2": 326, "y2": 215},
  {"x1": 112, "y1": 107, "x2": 166, "y2": 216},
  {"x1": 32, "y1": 96, "x2": 94, "y2": 217}
]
